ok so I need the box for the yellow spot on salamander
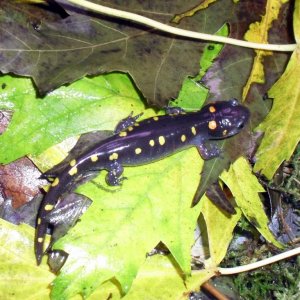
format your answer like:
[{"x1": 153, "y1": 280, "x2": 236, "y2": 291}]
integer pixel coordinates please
[
  {"x1": 153, "y1": 116, "x2": 159, "y2": 121},
  {"x1": 223, "y1": 129, "x2": 228, "y2": 136},
  {"x1": 191, "y1": 126, "x2": 197, "y2": 135},
  {"x1": 51, "y1": 177, "x2": 59, "y2": 187},
  {"x1": 149, "y1": 139, "x2": 155, "y2": 147},
  {"x1": 208, "y1": 120, "x2": 217, "y2": 130},
  {"x1": 134, "y1": 123, "x2": 139, "y2": 127},
  {"x1": 37, "y1": 218, "x2": 42, "y2": 225},
  {"x1": 91, "y1": 154, "x2": 98, "y2": 162},
  {"x1": 68, "y1": 167, "x2": 78, "y2": 176},
  {"x1": 37, "y1": 237, "x2": 44, "y2": 243},
  {"x1": 128, "y1": 126, "x2": 134, "y2": 131},
  {"x1": 135, "y1": 148, "x2": 142, "y2": 154},
  {"x1": 119, "y1": 131, "x2": 127, "y2": 137},
  {"x1": 109, "y1": 152, "x2": 119, "y2": 160},
  {"x1": 209, "y1": 106, "x2": 216, "y2": 113},
  {"x1": 70, "y1": 159, "x2": 76, "y2": 167},
  {"x1": 159, "y1": 136, "x2": 165, "y2": 145},
  {"x1": 181, "y1": 134, "x2": 186, "y2": 142},
  {"x1": 44, "y1": 204, "x2": 54, "y2": 211}
]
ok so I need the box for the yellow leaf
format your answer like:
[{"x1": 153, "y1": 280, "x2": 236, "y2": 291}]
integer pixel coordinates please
[
  {"x1": 254, "y1": 48, "x2": 300, "y2": 179},
  {"x1": 172, "y1": 0, "x2": 217, "y2": 23},
  {"x1": 124, "y1": 255, "x2": 213, "y2": 300},
  {"x1": 86, "y1": 254, "x2": 215, "y2": 300},
  {"x1": 222, "y1": 157, "x2": 282, "y2": 248},
  {"x1": 0, "y1": 219, "x2": 55, "y2": 300},
  {"x1": 16, "y1": 0, "x2": 46, "y2": 3},
  {"x1": 242, "y1": 0, "x2": 288, "y2": 98},
  {"x1": 201, "y1": 195, "x2": 242, "y2": 265},
  {"x1": 185, "y1": 269, "x2": 216, "y2": 298},
  {"x1": 253, "y1": 1, "x2": 300, "y2": 178}
]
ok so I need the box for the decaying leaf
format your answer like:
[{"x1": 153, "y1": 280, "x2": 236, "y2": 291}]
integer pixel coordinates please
[
  {"x1": 0, "y1": 157, "x2": 44, "y2": 207},
  {"x1": 0, "y1": 0, "x2": 287, "y2": 105}
]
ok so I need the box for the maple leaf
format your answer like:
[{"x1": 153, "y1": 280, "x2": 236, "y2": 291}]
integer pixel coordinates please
[
  {"x1": 51, "y1": 149, "x2": 203, "y2": 299},
  {"x1": 254, "y1": 47, "x2": 300, "y2": 178},
  {"x1": 0, "y1": 74, "x2": 147, "y2": 164}
]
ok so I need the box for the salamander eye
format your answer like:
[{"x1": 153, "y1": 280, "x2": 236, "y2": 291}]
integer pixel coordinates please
[
  {"x1": 237, "y1": 121, "x2": 245, "y2": 129},
  {"x1": 229, "y1": 98, "x2": 239, "y2": 106}
]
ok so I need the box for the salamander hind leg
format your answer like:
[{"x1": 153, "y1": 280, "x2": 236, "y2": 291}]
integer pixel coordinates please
[
  {"x1": 106, "y1": 160, "x2": 125, "y2": 186},
  {"x1": 114, "y1": 112, "x2": 143, "y2": 134}
]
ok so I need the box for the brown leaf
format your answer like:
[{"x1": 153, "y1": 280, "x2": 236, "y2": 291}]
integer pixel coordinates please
[
  {"x1": 0, "y1": 158, "x2": 45, "y2": 208},
  {"x1": 0, "y1": 0, "x2": 288, "y2": 105}
]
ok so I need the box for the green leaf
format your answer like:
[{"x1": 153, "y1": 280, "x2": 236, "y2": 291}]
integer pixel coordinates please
[
  {"x1": 0, "y1": 74, "x2": 146, "y2": 164},
  {"x1": 51, "y1": 148, "x2": 203, "y2": 299},
  {"x1": 222, "y1": 157, "x2": 282, "y2": 248},
  {"x1": 253, "y1": 47, "x2": 300, "y2": 179},
  {"x1": 170, "y1": 78, "x2": 207, "y2": 110},
  {"x1": 198, "y1": 24, "x2": 229, "y2": 80},
  {"x1": 123, "y1": 255, "x2": 210, "y2": 300},
  {"x1": 170, "y1": 24, "x2": 229, "y2": 111},
  {"x1": 81, "y1": 254, "x2": 215, "y2": 300},
  {"x1": 0, "y1": 219, "x2": 54, "y2": 299},
  {"x1": 0, "y1": 217, "x2": 213, "y2": 300}
]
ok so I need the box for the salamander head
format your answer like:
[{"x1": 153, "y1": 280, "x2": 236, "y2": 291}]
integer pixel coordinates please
[{"x1": 203, "y1": 99, "x2": 250, "y2": 139}]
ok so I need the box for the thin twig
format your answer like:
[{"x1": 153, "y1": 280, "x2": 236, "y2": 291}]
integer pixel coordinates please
[
  {"x1": 201, "y1": 282, "x2": 230, "y2": 300},
  {"x1": 218, "y1": 247, "x2": 300, "y2": 275},
  {"x1": 67, "y1": 0, "x2": 297, "y2": 52}
]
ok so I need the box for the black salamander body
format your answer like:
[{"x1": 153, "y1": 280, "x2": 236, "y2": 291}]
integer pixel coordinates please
[{"x1": 35, "y1": 99, "x2": 249, "y2": 264}]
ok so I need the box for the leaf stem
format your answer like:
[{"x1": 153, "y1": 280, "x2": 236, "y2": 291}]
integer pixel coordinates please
[
  {"x1": 66, "y1": 0, "x2": 297, "y2": 52},
  {"x1": 218, "y1": 246, "x2": 300, "y2": 275}
]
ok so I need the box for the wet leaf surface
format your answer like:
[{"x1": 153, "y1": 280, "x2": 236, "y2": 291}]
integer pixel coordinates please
[
  {"x1": 0, "y1": 1, "x2": 298, "y2": 299},
  {"x1": 0, "y1": 0, "x2": 286, "y2": 106}
]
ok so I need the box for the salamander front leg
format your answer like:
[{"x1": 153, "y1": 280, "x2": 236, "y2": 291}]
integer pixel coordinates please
[
  {"x1": 106, "y1": 160, "x2": 126, "y2": 186},
  {"x1": 164, "y1": 106, "x2": 186, "y2": 115},
  {"x1": 114, "y1": 112, "x2": 143, "y2": 134},
  {"x1": 197, "y1": 142, "x2": 222, "y2": 160}
]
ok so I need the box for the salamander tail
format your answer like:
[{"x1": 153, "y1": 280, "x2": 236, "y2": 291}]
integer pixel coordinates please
[{"x1": 35, "y1": 220, "x2": 48, "y2": 265}]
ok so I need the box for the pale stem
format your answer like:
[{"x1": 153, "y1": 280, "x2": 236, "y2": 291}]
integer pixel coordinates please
[
  {"x1": 218, "y1": 247, "x2": 300, "y2": 275},
  {"x1": 67, "y1": 0, "x2": 297, "y2": 52}
]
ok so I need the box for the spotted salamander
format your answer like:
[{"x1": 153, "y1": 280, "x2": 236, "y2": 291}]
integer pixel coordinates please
[{"x1": 35, "y1": 99, "x2": 249, "y2": 264}]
